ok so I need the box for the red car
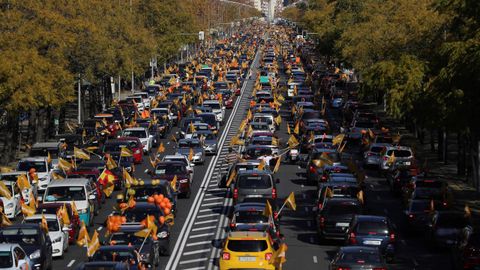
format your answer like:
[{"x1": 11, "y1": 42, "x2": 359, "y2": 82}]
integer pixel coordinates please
[
  {"x1": 116, "y1": 137, "x2": 144, "y2": 164},
  {"x1": 37, "y1": 203, "x2": 80, "y2": 244}
]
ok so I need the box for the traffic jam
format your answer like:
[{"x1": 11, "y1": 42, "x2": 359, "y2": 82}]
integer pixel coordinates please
[{"x1": 0, "y1": 20, "x2": 475, "y2": 270}]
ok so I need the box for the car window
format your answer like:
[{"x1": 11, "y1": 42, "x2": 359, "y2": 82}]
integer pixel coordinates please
[
  {"x1": 122, "y1": 130, "x2": 147, "y2": 138},
  {"x1": 0, "y1": 251, "x2": 13, "y2": 268},
  {"x1": 25, "y1": 219, "x2": 60, "y2": 231},
  {"x1": 227, "y1": 240, "x2": 268, "y2": 252},
  {"x1": 339, "y1": 250, "x2": 381, "y2": 264},
  {"x1": 18, "y1": 161, "x2": 47, "y2": 173},
  {"x1": 386, "y1": 150, "x2": 412, "y2": 157},
  {"x1": 325, "y1": 204, "x2": 361, "y2": 215},
  {"x1": 0, "y1": 228, "x2": 39, "y2": 245},
  {"x1": 235, "y1": 211, "x2": 269, "y2": 224},
  {"x1": 155, "y1": 165, "x2": 186, "y2": 175},
  {"x1": 45, "y1": 186, "x2": 86, "y2": 202},
  {"x1": 355, "y1": 221, "x2": 389, "y2": 235},
  {"x1": 237, "y1": 175, "x2": 272, "y2": 189}
]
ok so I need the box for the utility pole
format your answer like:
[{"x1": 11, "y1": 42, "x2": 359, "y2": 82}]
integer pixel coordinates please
[{"x1": 77, "y1": 74, "x2": 81, "y2": 124}]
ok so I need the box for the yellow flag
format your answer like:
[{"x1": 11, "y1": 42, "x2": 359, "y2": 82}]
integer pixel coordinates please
[
  {"x1": 294, "y1": 122, "x2": 300, "y2": 135},
  {"x1": 320, "y1": 152, "x2": 334, "y2": 166},
  {"x1": 226, "y1": 169, "x2": 237, "y2": 187},
  {"x1": 47, "y1": 152, "x2": 52, "y2": 164},
  {"x1": 58, "y1": 158, "x2": 73, "y2": 172},
  {"x1": 134, "y1": 228, "x2": 151, "y2": 238},
  {"x1": 189, "y1": 122, "x2": 196, "y2": 133},
  {"x1": 239, "y1": 119, "x2": 247, "y2": 131},
  {"x1": 123, "y1": 168, "x2": 134, "y2": 187},
  {"x1": 106, "y1": 155, "x2": 117, "y2": 170},
  {"x1": 71, "y1": 201, "x2": 79, "y2": 217},
  {"x1": 263, "y1": 200, "x2": 273, "y2": 218},
  {"x1": 1, "y1": 212, "x2": 12, "y2": 226},
  {"x1": 368, "y1": 129, "x2": 375, "y2": 139},
  {"x1": 59, "y1": 203, "x2": 70, "y2": 225},
  {"x1": 246, "y1": 109, "x2": 252, "y2": 120},
  {"x1": 332, "y1": 134, "x2": 345, "y2": 146},
  {"x1": 465, "y1": 204, "x2": 472, "y2": 217},
  {"x1": 285, "y1": 192, "x2": 296, "y2": 211},
  {"x1": 273, "y1": 157, "x2": 281, "y2": 173},
  {"x1": 149, "y1": 156, "x2": 158, "y2": 168},
  {"x1": 87, "y1": 231, "x2": 100, "y2": 257},
  {"x1": 287, "y1": 135, "x2": 299, "y2": 148},
  {"x1": 357, "y1": 191, "x2": 364, "y2": 204},
  {"x1": 120, "y1": 147, "x2": 133, "y2": 157},
  {"x1": 41, "y1": 214, "x2": 49, "y2": 233},
  {"x1": 257, "y1": 159, "x2": 266, "y2": 171},
  {"x1": 0, "y1": 181, "x2": 12, "y2": 200},
  {"x1": 287, "y1": 123, "x2": 291, "y2": 135},
  {"x1": 74, "y1": 147, "x2": 91, "y2": 160},
  {"x1": 269, "y1": 242, "x2": 287, "y2": 265},
  {"x1": 52, "y1": 171, "x2": 64, "y2": 180},
  {"x1": 338, "y1": 141, "x2": 347, "y2": 153},
  {"x1": 157, "y1": 142, "x2": 165, "y2": 154},
  {"x1": 188, "y1": 148, "x2": 194, "y2": 161},
  {"x1": 21, "y1": 201, "x2": 35, "y2": 217},
  {"x1": 275, "y1": 115, "x2": 282, "y2": 126},
  {"x1": 387, "y1": 151, "x2": 396, "y2": 165},
  {"x1": 16, "y1": 174, "x2": 30, "y2": 191},
  {"x1": 171, "y1": 175, "x2": 177, "y2": 192},
  {"x1": 171, "y1": 135, "x2": 177, "y2": 143},
  {"x1": 165, "y1": 213, "x2": 175, "y2": 226},
  {"x1": 325, "y1": 187, "x2": 334, "y2": 198}
]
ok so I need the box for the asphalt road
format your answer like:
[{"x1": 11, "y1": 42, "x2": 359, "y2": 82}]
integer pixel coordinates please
[{"x1": 49, "y1": 41, "x2": 456, "y2": 270}]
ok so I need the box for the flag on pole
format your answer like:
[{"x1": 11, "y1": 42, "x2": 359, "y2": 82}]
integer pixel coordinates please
[
  {"x1": 273, "y1": 157, "x2": 281, "y2": 173},
  {"x1": 285, "y1": 192, "x2": 296, "y2": 211},
  {"x1": 21, "y1": 201, "x2": 35, "y2": 217},
  {"x1": 16, "y1": 174, "x2": 30, "y2": 191},
  {"x1": 287, "y1": 135, "x2": 299, "y2": 148},
  {"x1": 87, "y1": 231, "x2": 100, "y2": 257},
  {"x1": 263, "y1": 200, "x2": 273, "y2": 218},
  {"x1": 257, "y1": 159, "x2": 266, "y2": 171},
  {"x1": 387, "y1": 152, "x2": 396, "y2": 165},
  {"x1": 74, "y1": 147, "x2": 91, "y2": 160},
  {"x1": 188, "y1": 148, "x2": 194, "y2": 161},
  {"x1": 106, "y1": 155, "x2": 118, "y2": 170},
  {"x1": 226, "y1": 169, "x2": 237, "y2": 187},
  {"x1": 170, "y1": 175, "x2": 177, "y2": 192},
  {"x1": 58, "y1": 158, "x2": 74, "y2": 172},
  {"x1": 157, "y1": 142, "x2": 165, "y2": 154},
  {"x1": 41, "y1": 214, "x2": 49, "y2": 233},
  {"x1": 120, "y1": 147, "x2": 133, "y2": 157},
  {"x1": 332, "y1": 134, "x2": 345, "y2": 146}
]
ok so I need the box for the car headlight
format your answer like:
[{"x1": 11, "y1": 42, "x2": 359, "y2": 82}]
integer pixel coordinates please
[
  {"x1": 6, "y1": 203, "x2": 13, "y2": 208},
  {"x1": 157, "y1": 231, "x2": 169, "y2": 239},
  {"x1": 30, "y1": 249, "x2": 41, "y2": 259},
  {"x1": 52, "y1": 236, "x2": 62, "y2": 243}
]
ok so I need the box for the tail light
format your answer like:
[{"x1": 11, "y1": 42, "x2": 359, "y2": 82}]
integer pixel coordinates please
[
  {"x1": 408, "y1": 214, "x2": 414, "y2": 219},
  {"x1": 229, "y1": 223, "x2": 235, "y2": 229},
  {"x1": 233, "y1": 188, "x2": 238, "y2": 199},
  {"x1": 321, "y1": 176, "x2": 327, "y2": 182},
  {"x1": 383, "y1": 156, "x2": 388, "y2": 161},
  {"x1": 318, "y1": 203, "x2": 323, "y2": 210},
  {"x1": 265, "y1": 252, "x2": 273, "y2": 261},
  {"x1": 222, "y1": 252, "x2": 230, "y2": 260},
  {"x1": 272, "y1": 188, "x2": 277, "y2": 199},
  {"x1": 349, "y1": 232, "x2": 357, "y2": 244},
  {"x1": 337, "y1": 267, "x2": 351, "y2": 270},
  {"x1": 309, "y1": 165, "x2": 317, "y2": 173},
  {"x1": 367, "y1": 152, "x2": 373, "y2": 156},
  {"x1": 389, "y1": 233, "x2": 395, "y2": 242}
]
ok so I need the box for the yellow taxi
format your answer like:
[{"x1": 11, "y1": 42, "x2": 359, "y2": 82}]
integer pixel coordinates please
[{"x1": 219, "y1": 231, "x2": 278, "y2": 270}]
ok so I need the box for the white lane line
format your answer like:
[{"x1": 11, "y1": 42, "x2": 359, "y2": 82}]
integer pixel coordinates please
[
  {"x1": 199, "y1": 207, "x2": 221, "y2": 213},
  {"x1": 183, "y1": 267, "x2": 206, "y2": 270},
  {"x1": 186, "y1": 240, "x2": 212, "y2": 247},
  {"x1": 203, "y1": 197, "x2": 224, "y2": 201},
  {"x1": 197, "y1": 213, "x2": 220, "y2": 219},
  {"x1": 192, "y1": 225, "x2": 217, "y2": 232},
  {"x1": 202, "y1": 202, "x2": 223, "y2": 207},
  {"x1": 179, "y1": 258, "x2": 208, "y2": 265},
  {"x1": 67, "y1": 260, "x2": 75, "y2": 267},
  {"x1": 195, "y1": 219, "x2": 218, "y2": 225},
  {"x1": 313, "y1": 256, "x2": 318, "y2": 263},
  {"x1": 97, "y1": 226, "x2": 103, "y2": 231},
  {"x1": 190, "y1": 232, "x2": 215, "y2": 239},
  {"x1": 183, "y1": 248, "x2": 211, "y2": 256}
]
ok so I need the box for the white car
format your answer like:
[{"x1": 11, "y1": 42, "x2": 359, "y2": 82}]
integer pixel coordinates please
[
  {"x1": 203, "y1": 100, "x2": 225, "y2": 124},
  {"x1": 0, "y1": 243, "x2": 31, "y2": 270},
  {"x1": 122, "y1": 127, "x2": 153, "y2": 154},
  {"x1": 0, "y1": 181, "x2": 21, "y2": 219},
  {"x1": 24, "y1": 214, "x2": 68, "y2": 258},
  {"x1": 16, "y1": 157, "x2": 51, "y2": 191}
]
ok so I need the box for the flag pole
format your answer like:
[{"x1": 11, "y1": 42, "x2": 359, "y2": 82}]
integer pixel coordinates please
[
  {"x1": 276, "y1": 200, "x2": 288, "y2": 217},
  {"x1": 138, "y1": 229, "x2": 151, "y2": 254}
]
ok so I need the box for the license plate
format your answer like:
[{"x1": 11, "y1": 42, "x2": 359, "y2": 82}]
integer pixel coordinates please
[
  {"x1": 404, "y1": 161, "x2": 411, "y2": 165},
  {"x1": 336, "y1": 222, "x2": 349, "y2": 227},
  {"x1": 239, "y1": 256, "x2": 256, "y2": 262},
  {"x1": 248, "y1": 195, "x2": 262, "y2": 198},
  {"x1": 364, "y1": 240, "x2": 381, "y2": 245}
]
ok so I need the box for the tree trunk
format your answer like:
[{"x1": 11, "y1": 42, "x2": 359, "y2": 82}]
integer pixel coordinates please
[
  {"x1": 458, "y1": 132, "x2": 466, "y2": 176},
  {"x1": 437, "y1": 129, "x2": 443, "y2": 160},
  {"x1": 27, "y1": 109, "x2": 37, "y2": 146},
  {"x1": 1, "y1": 112, "x2": 19, "y2": 163}
]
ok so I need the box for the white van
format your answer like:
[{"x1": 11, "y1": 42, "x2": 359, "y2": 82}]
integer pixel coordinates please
[
  {"x1": 42, "y1": 178, "x2": 95, "y2": 227},
  {"x1": 252, "y1": 113, "x2": 276, "y2": 133}
]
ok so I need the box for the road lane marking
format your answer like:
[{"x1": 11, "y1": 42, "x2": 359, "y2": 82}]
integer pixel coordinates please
[
  {"x1": 183, "y1": 267, "x2": 206, "y2": 270},
  {"x1": 183, "y1": 248, "x2": 211, "y2": 256},
  {"x1": 96, "y1": 226, "x2": 103, "y2": 231},
  {"x1": 195, "y1": 219, "x2": 218, "y2": 225},
  {"x1": 199, "y1": 207, "x2": 221, "y2": 213},
  {"x1": 67, "y1": 260, "x2": 75, "y2": 267},
  {"x1": 197, "y1": 213, "x2": 220, "y2": 219},
  {"x1": 186, "y1": 240, "x2": 212, "y2": 247},
  {"x1": 179, "y1": 258, "x2": 208, "y2": 265},
  {"x1": 203, "y1": 197, "x2": 223, "y2": 201},
  {"x1": 313, "y1": 256, "x2": 318, "y2": 263},
  {"x1": 192, "y1": 225, "x2": 217, "y2": 232},
  {"x1": 202, "y1": 202, "x2": 223, "y2": 207},
  {"x1": 190, "y1": 232, "x2": 215, "y2": 239}
]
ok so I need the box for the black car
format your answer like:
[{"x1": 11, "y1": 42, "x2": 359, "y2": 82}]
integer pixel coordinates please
[
  {"x1": 76, "y1": 261, "x2": 129, "y2": 270},
  {"x1": 0, "y1": 224, "x2": 53, "y2": 270},
  {"x1": 302, "y1": 148, "x2": 341, "y2": 183},
  {"x1": 317, "y1": 197, "x2": 363, "y2": 241},
  {"x1": 330, "y1": 246, "x2": 388, "y2": 270},
  {"x1": 427, "y1": 211, "x2": 471, "y2": 248},
  {"x1": 404, "y1": 199, "x2": 432, "y2": 232},
  {"x1": 107, "y1": 225, "x2": 160, "y2": 266},
  {"x1": 123, "y1": 202, "x2": 171, "y2": 255},
  {"x1": 89, "y1": 246, "x2": 142, "y2": 268},
  {"x1": 453, "y1": 228, "x2": 480, "y2": 270},
  {"x1": 126, "y1": 179, "x2": 177, "y2": 215}
]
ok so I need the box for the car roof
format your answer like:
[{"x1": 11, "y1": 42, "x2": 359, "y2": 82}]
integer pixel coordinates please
[
  {"x1": 340, "y1": 246, "x2": 380, "y2": 253},
  {"x1": 32, "y1": 142, "x2": 60, "y2": 148},
  {"x1": 355, "y1": 215, "x2": 387, "y2": 222},
  {"x1": 47, "y1": 178, "x2": 90, "y2": 187},
  {"x1": 124, "y1": 127, "x2": 146, "y2": 131},
  {"x1": 227, "y1": 231, "x2": 267, "y2": 239},
  {"x1": 25, "y1": 214, "x2": 58, "y2": 220},
  {"x1": 0, "y1": 243, "x2": 18, "y2": 252}
]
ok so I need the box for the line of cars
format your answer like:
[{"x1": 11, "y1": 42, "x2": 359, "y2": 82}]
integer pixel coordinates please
[{"x1": 0, "y1": 26, "x2": 258, "y2": 270}]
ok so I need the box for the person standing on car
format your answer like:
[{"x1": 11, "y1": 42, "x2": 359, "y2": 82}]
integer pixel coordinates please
[{"x1": 225, "y1": 147, "x2": 239, "y2": 164}]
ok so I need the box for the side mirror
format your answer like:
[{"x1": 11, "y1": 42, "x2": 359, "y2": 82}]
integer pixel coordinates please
[{"x1": 88, "y1": 194, "x2": 96, "y2": 200}]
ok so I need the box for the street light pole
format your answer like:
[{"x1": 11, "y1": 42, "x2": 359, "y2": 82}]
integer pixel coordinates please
[{"x1": 77, "y1": 74, "x2": 81, "y2": 125}]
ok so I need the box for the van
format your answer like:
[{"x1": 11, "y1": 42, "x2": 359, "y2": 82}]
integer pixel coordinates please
[
  {"x1": 42, "y1": 178, "x2": 95, "y2": 226},
  {"x1": 203, "y1": 100, "x2": 225, "y2": 124},
  {"x1": 17, "y1": 157, "x2": 52, "y2": 191},
  {"x1": 252, "y1": 113, "x2": 275, "y2": 133}
]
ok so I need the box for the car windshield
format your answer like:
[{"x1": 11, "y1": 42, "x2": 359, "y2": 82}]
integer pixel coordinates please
[
  {"x1": 0, "y1": 251, "x2": 12, "y2": 268},
  {"x1": 25, "y1": 219, "x2": 59, "y2": 231},
  {"x1": 339, "y1": 249, "x2": 381, "y2": 264},
  {"x1": 178, "y1": 141, "x2": 200, "y2": 148},
  {"x1": 17, "y1": 161, "x2": 47, "y2": 173},
  {"x1": 155, "y1": 165, "x2": 186, "y2": 175},
  {"x1": 92, "y1": 250, "x2": 137, "y2": 263},
  {"x1": 253, "y1": 117, "x2": 273, "y2": 125},
  {"x1": 237, "y1": 175, "x2": 271, "y2": 189},
  {"x1": 45, "y1": 186, "x2": 86, "y2": 202},
  {"x1": 325, "y1": 204, "x2": 361, "y2": 215},
  {"x1": 386, "y1": 150, "x2": 412, "y2": 158},
  {"x1": 125, "y1": 207, "x2": 161, "y2": 222},
  {"x1": 356, "y1": 221, "x2": 388, "y2": 235},
  {"x1": 104, "y1": 143, "x2": 127, "y2": 152},
  {"x1": 236, "y1": 211, "x2": 269, "y2": 224},
  {"x1": 0, "y1": 228, "x2": 39, "y2": 245},
  {"x1": 204, "y1": 103, "x2": 221, "y2": 109},
  {"x1": 110, "y1": 233, "x2": 145, "y2": 245},
  {"x1": 122, "y1": 130, "x2": 146, "y2": 138},
  {"x1": 312, "y1": 152, "x2": 339, "y2": 162},
  {"x1": 199, "y1": 115, "x2": 216, "y2": 126},
  {"x1": 132, "y1": 186, "x2": 168, "y2": 200},
  {"x1": 30, "y1": 149, "x2": 59, "y2": 158},
  {"x1": 227, "y1": 240, "x2": 268, "y2": 252},
  {"x1": 370, "y1": 146, "x2": 384, "y2": 153}
]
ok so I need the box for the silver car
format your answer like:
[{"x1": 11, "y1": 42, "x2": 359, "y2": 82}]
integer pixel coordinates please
[
  {"x1": 232, "y1": 170, "x2": 278, "y2": 203},
  {"x1": 363, "y1": 143, "x2": 390, "y2": 168}
]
